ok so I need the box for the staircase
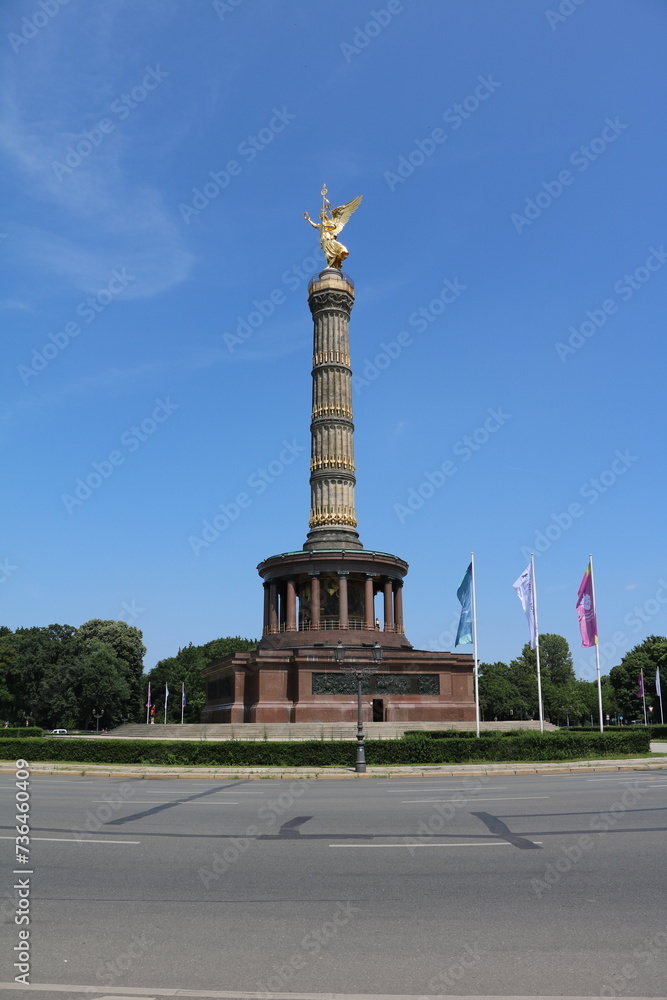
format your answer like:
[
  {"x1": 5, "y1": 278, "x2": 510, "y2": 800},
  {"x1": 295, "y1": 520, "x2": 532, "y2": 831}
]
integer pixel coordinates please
[{"x1": 109, "y1": 720, "x2": 557, "y2": 741}]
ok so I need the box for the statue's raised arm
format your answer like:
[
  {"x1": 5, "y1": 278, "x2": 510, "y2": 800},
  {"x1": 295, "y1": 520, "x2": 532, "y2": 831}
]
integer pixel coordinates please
[{"x1": 304, "y1": 185, "x2": 362, "y2": 270}]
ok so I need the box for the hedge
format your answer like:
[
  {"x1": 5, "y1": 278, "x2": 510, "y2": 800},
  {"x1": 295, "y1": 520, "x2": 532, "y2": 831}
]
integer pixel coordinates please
[
  {"x1": 0, "y1": 730, "x2": 651, "y2": 766},
  {"x1": 565, "y1": 725, "x2": 667, "y2": 740},
  {"x1": 1, "y1": 727, "x2": 43, "y2": 739}
]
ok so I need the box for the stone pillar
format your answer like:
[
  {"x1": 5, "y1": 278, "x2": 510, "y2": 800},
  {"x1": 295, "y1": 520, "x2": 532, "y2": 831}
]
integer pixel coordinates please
[
  {"x1": 269, "y1": 582, "x2": 278, "y2": 633},
  {"x1": 364, "y1": 575, "x2": 374, "y2": 629},
  {"x1": 338, "y1": 573, "x2": 349, "y2": 630},
  {"x1": 383, "y1": 579, "x2": 394, "y2": 631},
  {"x1": 305, "y1": 269, "x2": 362, "y2": 550},
  {"x1": 263, "y1": 583, "x2": 270, "y2": 634},
  {"x1": 286, "y1": 578, "x2": 297, "y2": 632},
  {"x1": 394, "y1": 581, "x2": 404, "y2": 633},
  {"x1": 310, "y1": 574, "x2": 320, "y2": 630}
]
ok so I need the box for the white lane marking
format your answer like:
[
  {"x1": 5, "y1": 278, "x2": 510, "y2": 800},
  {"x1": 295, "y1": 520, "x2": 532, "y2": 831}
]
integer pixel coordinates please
[
  {"x1": 90, "y1": 800, "x2": 238, "y2": 805},
  {"x1": 384, "y1": 785, "x2": 508, "y2": 792},
  {"x1": 401, "y1": 796, "x2": 550, "y2": 803},
  {"x1": 0, "y1": 835, "x2": 139, "y2": 844},
  {"x1": 586, "y1": 776, "x2": 667, "y2": 781},
  {"x1": 328, "y1": 841, "x2": 545, "y2": 848}
]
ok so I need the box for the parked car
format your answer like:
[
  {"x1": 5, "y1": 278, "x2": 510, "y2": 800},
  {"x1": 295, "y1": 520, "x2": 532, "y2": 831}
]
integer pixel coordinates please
[{"x1": 49, "y1": 728, "x2": 68, "y2": 735}]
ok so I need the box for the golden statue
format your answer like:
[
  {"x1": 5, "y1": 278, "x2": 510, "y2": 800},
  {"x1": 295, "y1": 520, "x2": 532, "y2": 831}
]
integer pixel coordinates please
[{"x1": 304, "y1": 185, "x2": 362, "y2": 269}]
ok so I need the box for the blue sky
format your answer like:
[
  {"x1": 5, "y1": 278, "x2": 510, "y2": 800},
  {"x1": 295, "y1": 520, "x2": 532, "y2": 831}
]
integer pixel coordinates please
[{"x1": 2, "y1": 0, "x2": 666, "y2": 680}]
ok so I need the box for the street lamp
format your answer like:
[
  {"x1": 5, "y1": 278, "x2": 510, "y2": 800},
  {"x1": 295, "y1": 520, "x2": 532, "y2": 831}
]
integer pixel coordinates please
[
  {"x1": 93, "y1": 709, "x2": 103, "y2": 733},
  {"x1": 336, "y1": 641, "x2": 382, "y2": 773}
]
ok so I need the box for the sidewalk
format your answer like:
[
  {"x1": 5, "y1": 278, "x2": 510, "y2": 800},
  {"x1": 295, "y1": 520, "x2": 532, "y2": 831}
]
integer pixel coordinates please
[{"x1": 2, "y1": 754, "x2": 666, "y2": 780}]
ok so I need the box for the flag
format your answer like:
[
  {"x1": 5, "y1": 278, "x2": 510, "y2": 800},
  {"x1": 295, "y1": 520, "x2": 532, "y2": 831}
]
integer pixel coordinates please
[
  {"x1": 182, "y1": 683, "x2": 187, "y2": 707},
  {"x1": 513, "y1": 563, "x2": 537, "y2": 649},
  {"x1": 165, "y1": 682, "x2": 170, "y2": 706},
  {"x1": 576, "y1": 562, "x2": 598, "y2": 647},
  {"x1": 637, "y1": 673, "x2": 644, "y2": 699},
  {"x1": 656, "y1": 667, "x2": 662, "y2": 697},
  {"x1": 145, "y1": 682, "x2": 151, "y2": 707},
  {"x1": 455, "y1": 562, "x2": 473, "y2": 646}
]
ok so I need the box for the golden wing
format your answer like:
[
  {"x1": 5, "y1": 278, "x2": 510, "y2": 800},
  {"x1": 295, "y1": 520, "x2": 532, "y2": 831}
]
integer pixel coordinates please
[{"x1": 330, "y1": 195, "x2": 363, "y2": 236}]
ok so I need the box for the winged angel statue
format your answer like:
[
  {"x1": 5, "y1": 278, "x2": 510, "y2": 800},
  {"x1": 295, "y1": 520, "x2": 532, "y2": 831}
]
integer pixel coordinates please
[{"x1": 304, "y1": 185, "x2": 362, "y2": 270}]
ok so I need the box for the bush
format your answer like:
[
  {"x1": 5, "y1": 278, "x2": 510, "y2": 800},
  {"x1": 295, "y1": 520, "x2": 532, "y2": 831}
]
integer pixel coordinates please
[
  {"x1": 0, "y1": 729, "x2": 651, "y2": 766},
  {"x1": 1, "y1": 727, "x2": 43, "y2": 739}
]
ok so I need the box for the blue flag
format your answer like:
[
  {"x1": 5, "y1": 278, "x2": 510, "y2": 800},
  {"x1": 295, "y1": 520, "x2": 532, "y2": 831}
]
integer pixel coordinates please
[{"x1": 455, "y1": 562, "x2": 473, "y2": 646}]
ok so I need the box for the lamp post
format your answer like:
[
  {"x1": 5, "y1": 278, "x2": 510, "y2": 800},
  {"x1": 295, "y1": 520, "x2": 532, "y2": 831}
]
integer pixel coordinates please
[
  {"x1": 93, "y1": 709, "x2": 103, "y2": 734},
  {"x1": 335, "y1": 640, "x2": 382, "y2": 773}
]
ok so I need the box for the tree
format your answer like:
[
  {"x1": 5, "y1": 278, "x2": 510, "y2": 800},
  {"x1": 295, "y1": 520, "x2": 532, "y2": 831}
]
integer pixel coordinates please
[
  {"x1": 77, "y1": 620, "x2": 146, "y2": 718},
  {"x1": 478, "y1": 661, "x2": 526, "y2": 720},
  {"x1": 147, "y1": 635, "x2": 257, "y2": 723},
  {"x1": 609, "y1": 636, "x2": 666, "y2": 721}
]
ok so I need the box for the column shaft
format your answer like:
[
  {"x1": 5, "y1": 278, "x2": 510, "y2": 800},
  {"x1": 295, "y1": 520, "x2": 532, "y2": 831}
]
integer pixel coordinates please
[
  {"x1": 269, "y1": 583, "x2": 278, "y2": 633},
  {"x1": 364, "y1": 576, "x2": 374, "y2": 629},
  {"x1": 286, "y1": 578, "x2": 297, "y2": 632},
  {"x1": 383, "y1": 579, "x2": 394, "y2": 631},
  {"x1": 311, "y1": 575, "x2": 320, "y2": 630},
  {"x1": 339, "y1": 574, "x2": 349, "y2": 629},
  {"x1": 394, "y1": 582, "x2": 404, "y2": 633}
]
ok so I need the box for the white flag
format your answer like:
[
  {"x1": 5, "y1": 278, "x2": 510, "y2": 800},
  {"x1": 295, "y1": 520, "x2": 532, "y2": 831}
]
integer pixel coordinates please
[
  {"x1": 164, "y1": 683, "x2": 170, "y2": 706},
  {"x1": 656, "y1": 667, "x2": 662, "y2": 697},
  {"x1": 513, "y1": 564, "x2": 537, "y2": 649}
]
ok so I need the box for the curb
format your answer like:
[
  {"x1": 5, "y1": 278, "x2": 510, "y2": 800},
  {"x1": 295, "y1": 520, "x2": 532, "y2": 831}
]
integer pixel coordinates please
[{"x1": 1, "y1": 756, "x2": 666, "y2": 780}]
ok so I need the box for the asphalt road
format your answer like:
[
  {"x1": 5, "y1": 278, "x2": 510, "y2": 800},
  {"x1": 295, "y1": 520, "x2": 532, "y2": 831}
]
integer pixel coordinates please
[{"x1": 1, "y1": 770, "x2": 666, "y2": 998}]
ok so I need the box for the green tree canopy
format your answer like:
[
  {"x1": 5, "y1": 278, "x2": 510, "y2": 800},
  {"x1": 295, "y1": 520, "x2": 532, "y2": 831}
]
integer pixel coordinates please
[
  {"x1": 609, "y1": 635, "x2": 666, "y2": 720},
  {"x1": 147, "y1": 635, "x2": 257, "y2": 723}
]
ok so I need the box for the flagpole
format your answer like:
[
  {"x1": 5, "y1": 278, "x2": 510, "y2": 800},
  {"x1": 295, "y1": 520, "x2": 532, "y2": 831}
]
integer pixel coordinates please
[
  {"x1": 531, "y1": 553, "x2": 544, "y2": 734},
  {"x1": 641, "y1": 669, "x2": 647, "y2": 725},
  {"x1": 589, "y1": 554, "x2": 604, "y2": 733},
  {"x1": 181, "y1": 682, "x2": 185, "y2": 725},
  {"x1": 471, "y1": 552, "x2": 480, "y2": 738}
]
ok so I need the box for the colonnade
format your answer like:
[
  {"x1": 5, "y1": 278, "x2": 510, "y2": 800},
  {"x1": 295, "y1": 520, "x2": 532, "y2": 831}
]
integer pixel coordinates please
[{"x1": 262, "y1": 573, "x2": 404, "y2": 634}]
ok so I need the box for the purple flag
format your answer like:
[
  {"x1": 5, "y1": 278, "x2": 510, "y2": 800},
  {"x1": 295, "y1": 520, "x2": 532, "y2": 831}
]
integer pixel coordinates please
[
  {"x1": 576, "y1": 563, "x2": 598, "y2": 647},
  {"x1": 638, "y1": 673, "x2": 644, "y2": 699}
]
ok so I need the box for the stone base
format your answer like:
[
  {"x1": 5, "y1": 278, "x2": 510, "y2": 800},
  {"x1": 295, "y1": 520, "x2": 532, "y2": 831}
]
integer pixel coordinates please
[{"x1": 202, "y1": 644, "x2": 475, "y2": 725}]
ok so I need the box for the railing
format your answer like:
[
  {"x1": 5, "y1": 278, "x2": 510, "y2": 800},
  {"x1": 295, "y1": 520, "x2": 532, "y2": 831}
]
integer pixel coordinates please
[{"x1": 263, "y1": 620, "x2": 405, "y2": 636}]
